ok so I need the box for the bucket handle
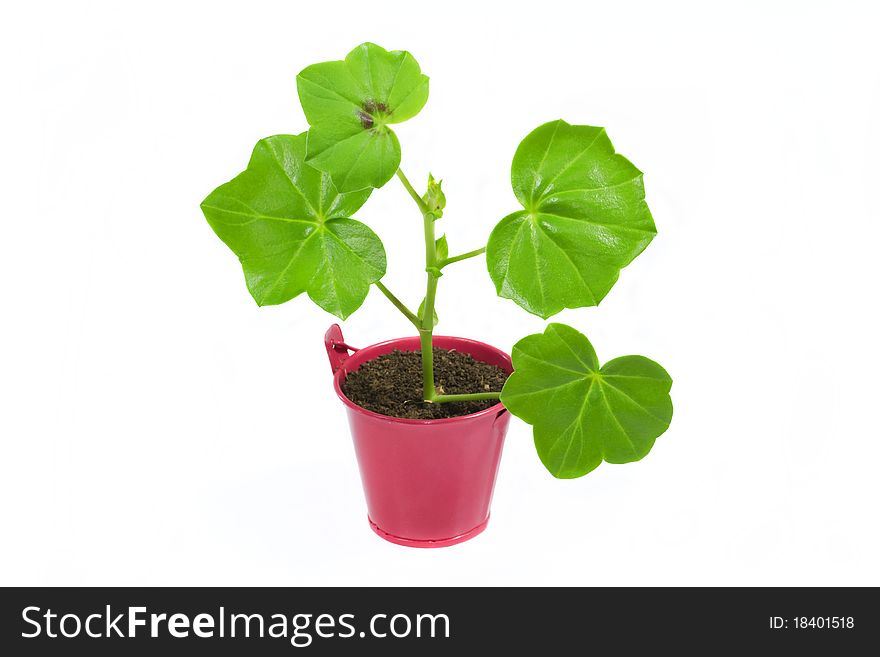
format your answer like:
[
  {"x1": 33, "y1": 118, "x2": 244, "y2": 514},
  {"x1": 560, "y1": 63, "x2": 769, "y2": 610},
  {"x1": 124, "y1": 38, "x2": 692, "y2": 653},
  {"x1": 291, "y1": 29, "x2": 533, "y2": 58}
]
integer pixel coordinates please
[{"x1": 324, "y1": 324, "x2": 359, "y2": 375}]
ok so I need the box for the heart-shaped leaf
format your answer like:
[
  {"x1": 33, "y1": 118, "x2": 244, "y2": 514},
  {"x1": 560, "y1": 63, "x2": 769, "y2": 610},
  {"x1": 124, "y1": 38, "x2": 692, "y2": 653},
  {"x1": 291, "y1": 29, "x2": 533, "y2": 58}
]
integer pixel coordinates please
[
  {"x1": 501, "y1": 323, "x2": 672, "y2": 478},
  {"x1": 487, "y1": 120, "x2": 656, "y2": 319},
  {"x1": 200, "y1": 133, "x2": 386, "y2": 319},
  {"x1": 297, "y1": 43, "x2": 429, "y2": 192}
]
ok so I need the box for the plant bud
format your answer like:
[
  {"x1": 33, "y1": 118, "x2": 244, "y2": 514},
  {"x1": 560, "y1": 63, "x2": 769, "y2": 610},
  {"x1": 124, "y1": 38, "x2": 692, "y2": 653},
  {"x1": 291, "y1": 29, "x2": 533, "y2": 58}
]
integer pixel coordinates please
[{"x1": 423, "y1": 173, "x2": 446, "y2": 219}]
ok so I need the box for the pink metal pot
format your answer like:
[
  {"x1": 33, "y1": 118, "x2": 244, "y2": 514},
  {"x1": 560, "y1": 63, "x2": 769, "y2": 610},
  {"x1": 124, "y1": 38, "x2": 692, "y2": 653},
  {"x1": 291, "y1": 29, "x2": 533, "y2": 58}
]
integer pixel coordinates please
[{"x1": 324, "y1": 325, "x2": 511, "y2": 548}]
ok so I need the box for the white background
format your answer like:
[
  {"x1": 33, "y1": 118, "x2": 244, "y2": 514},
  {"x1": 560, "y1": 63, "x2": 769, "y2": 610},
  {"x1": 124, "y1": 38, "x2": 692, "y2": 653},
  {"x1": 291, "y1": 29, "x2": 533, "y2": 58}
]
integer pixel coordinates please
[{"x1": 2, "y1": 0, "x2": 878, "y2": 586}]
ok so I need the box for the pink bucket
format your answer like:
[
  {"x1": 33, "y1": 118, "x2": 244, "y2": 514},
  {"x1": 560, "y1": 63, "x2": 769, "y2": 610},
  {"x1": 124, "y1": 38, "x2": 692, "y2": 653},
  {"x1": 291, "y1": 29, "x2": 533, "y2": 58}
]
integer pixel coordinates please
[{"x1": 325, "y1": 325, "x2": 511, "y2": 548}]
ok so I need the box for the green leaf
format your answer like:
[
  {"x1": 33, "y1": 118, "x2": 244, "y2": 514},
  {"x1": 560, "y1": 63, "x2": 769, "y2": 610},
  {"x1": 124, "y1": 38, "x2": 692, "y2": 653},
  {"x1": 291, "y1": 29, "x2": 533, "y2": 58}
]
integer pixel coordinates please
[
  {"x1": 487, "y1": 120, "x2": 656, "y2": 319},
  {"x1": 501, "y1": 323, "x2": 672, "y2": 479},
  {"x1": 435, "y1": 234, "x2": 448, "y2": 261},
  {"x1": 417, "y1": 297, "x2": 439, "y2": 327},
  {"x1": 200, "y1": 133, "x2": 386, "y2": 319},
  {"x1": 297, "y1": 43, "x2": 429, "y2": 192}
]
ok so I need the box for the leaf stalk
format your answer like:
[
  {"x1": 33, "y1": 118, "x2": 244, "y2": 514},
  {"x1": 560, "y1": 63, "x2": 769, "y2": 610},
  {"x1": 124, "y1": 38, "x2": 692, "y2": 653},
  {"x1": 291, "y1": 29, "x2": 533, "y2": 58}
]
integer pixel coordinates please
[
  {"x1": 374, "y1": 281, "x2": 420, "y2": 328},
  {"x1": 439, "y1": 247, "x2": 486, "y2": 268}
]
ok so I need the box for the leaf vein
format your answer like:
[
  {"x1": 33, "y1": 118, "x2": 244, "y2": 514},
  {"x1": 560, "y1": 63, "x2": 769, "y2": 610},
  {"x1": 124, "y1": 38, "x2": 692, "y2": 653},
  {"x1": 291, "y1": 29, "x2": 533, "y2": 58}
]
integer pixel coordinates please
[
  {"x1": 537, "y1": 128, "x2": 605, "y2": 198},
  {"x1": 600, "y1": 379, "x2": 670, "y2": 425}
]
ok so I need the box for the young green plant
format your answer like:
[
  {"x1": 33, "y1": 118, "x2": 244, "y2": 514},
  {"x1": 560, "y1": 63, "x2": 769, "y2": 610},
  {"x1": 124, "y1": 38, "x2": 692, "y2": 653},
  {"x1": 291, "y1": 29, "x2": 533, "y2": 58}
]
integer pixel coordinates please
[{"x1": 201, "y1": 43, "x2": 673, "y2": 479}]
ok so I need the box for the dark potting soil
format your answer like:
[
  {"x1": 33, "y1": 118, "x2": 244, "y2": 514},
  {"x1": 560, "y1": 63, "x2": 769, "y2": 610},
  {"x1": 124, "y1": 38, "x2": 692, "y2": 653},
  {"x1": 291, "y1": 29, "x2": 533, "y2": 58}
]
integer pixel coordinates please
[{"x1": 341, "y1": 348, "x2": 509, "y2": 420}]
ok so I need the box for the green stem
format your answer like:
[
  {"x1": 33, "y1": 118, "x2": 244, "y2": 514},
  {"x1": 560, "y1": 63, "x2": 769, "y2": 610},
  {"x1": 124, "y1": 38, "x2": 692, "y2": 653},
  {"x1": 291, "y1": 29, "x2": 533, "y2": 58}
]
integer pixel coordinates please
[
  {"x1": 420, "y1": 209, "x2": 440, "y2": 401},
  {"x1": 439, "y1": 246, "x2": 486, "y2": 269},
  {"x1": 397, "y1": 167, "x2": 440, "y2": 401},
  {"x1": 397, "y1": 167, "x2": 491, "y2": 404},
  {"x1": 396, "y1": 169, "x2": 429, "y2": 214},
  {"x1": 421, "y1": 215, "x2": 438, "y2": 286},
  {"x1": 419, "y1": 329, "x2": 435, "y2": 401},
  {"x1": 374, "y1": 281, "x2": 420, "y2": 329},
  {"x1": 433, "y1": 391, "x2": 502, "y2": 403}
]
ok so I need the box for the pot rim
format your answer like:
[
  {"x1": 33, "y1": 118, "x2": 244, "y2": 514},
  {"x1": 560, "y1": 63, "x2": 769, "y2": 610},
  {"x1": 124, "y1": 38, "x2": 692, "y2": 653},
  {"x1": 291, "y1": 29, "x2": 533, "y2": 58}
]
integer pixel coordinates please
[{"x1": 332, "y1": 334, "x2": 510, "y2": 425}]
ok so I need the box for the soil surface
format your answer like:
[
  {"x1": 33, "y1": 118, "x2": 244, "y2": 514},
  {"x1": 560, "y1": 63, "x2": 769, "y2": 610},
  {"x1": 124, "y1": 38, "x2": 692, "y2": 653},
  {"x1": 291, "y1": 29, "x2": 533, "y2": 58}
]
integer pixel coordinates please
[{"x1": 341, "y1": 348, "x2": 509, "y2": 419}]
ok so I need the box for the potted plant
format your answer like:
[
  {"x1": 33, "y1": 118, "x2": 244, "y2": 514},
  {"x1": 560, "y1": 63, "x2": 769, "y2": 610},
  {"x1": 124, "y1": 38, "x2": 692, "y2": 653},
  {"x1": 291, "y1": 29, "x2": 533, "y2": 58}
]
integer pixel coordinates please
[{"x1": 201, "y1": 43, "x2": 673, "y2": 547}]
